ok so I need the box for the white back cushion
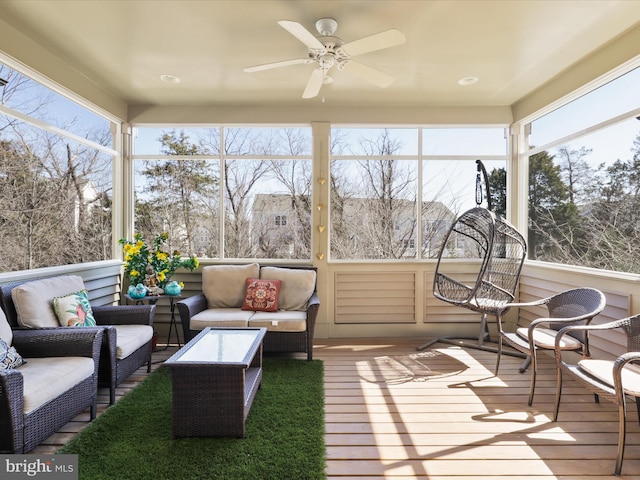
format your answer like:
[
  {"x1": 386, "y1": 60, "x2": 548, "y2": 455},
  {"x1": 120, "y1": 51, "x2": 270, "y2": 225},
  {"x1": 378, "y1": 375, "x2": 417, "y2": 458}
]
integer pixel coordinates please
[
  {"x1": 0, "y1": 308, "x2": 12, "y2": 346},
  {"x1": 202, "y1": 263, "x2": 259, "y2": 308},
  {"x1": 12, "y1": 275, "x2": 86, "y2": 328},
  {"x1": 260, "y1": 267, "x2": 316, "y2": 311}
]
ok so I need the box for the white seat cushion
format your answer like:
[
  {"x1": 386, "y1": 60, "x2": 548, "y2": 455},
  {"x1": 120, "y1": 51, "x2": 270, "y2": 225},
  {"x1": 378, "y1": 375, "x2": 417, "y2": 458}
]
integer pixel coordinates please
[
  {"x1": 18, "y1": 357, "x2": 94, "y2": 414},
  {"x1": 248, "y1": 310, "x2": 307, "y2": 332},
  {"x1": 517, "y1": 326, "x2": 582, "y2": 350},
  {"x1": 190, "y1": 308, "x2": 253, "y2": 330},
  {"x1": 114, "y1": 324, "x2": 154, "y2": 360},
  {"x1": 579, "y1": 358, "x2": 640, "y2": 396}
]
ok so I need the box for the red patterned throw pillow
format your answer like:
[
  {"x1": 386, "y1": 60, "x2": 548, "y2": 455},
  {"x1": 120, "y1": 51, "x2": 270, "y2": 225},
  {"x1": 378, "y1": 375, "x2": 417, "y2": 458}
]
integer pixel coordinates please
[{"x1": 241, "y1": 278, "x2": 281, "y2": 312}]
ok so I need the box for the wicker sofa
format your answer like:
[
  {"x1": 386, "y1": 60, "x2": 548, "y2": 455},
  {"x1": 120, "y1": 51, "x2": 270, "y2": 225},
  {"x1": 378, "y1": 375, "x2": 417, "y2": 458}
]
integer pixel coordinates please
[
  {"x1": 0, "y1": 275, "x2": 155, "y2": 405},
  {"x1": 177, "y1": 264, "x2": 319, "y2": 360},
  {"x1": 0, "y1": 307, "x2": 103, "y2": 453}
]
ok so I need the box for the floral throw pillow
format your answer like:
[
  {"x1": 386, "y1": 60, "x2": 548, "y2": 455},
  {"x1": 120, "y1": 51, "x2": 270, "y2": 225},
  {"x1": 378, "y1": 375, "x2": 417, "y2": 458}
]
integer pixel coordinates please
[
  {"x1": 52, "y1": 289, "x2": 97, "y2": 327},
  {"x1": 0, "y1": 337, "x2": 26, "y2": 370},
  {"x1": 241, "y1": 278, "x2": 281, "y2": 312}
]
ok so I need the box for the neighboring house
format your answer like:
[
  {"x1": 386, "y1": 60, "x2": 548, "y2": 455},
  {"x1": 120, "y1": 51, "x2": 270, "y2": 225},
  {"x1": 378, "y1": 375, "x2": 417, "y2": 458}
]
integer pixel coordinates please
[{"x1": 251, "y1": 193, "x2": 455, "y2": 258}]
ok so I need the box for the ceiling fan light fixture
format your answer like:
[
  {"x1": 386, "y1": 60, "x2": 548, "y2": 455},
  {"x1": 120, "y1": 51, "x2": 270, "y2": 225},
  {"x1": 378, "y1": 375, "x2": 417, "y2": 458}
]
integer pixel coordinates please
[
  {"x1": 160, "y1": 74, "x2": 181, "y2": 84},
  {"x1": 458, "y1": 76, "x2": 479, "y2": 86}
]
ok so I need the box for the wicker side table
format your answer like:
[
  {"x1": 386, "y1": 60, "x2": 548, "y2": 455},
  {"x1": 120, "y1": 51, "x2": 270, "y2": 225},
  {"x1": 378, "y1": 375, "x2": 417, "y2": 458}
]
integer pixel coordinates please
[{"x1": 164, "y1": 327, "x2": 267, "y2": 438}]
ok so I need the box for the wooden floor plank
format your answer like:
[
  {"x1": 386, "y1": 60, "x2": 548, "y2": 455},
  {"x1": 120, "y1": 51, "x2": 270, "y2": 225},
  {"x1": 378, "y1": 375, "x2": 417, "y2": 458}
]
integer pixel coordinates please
[{"x1": 31, "y1": 337, "x2": 640, "y2": 478}]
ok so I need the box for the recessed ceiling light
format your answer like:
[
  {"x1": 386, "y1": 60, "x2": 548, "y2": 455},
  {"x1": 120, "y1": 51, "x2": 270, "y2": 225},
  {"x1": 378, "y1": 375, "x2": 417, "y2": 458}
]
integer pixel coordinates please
[
  {"x1": 458, "y1": 76, "x2": 479, "y2": 86},
  {"x1": 160, "y1": 74, "x2": 181, "y2": 84}
]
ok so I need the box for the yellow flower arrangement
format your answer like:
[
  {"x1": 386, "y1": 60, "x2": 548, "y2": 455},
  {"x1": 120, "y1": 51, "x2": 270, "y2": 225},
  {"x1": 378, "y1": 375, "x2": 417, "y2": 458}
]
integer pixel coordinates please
[{"x1": 119, "y1": 232, "x2": 199, "y2": 289}]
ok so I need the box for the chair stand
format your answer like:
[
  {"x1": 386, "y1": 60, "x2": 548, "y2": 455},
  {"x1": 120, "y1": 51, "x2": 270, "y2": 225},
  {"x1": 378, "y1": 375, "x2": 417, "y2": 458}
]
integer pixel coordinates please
[{"x1": 417, "y1": 313, "x2": 528, "y2": 362}]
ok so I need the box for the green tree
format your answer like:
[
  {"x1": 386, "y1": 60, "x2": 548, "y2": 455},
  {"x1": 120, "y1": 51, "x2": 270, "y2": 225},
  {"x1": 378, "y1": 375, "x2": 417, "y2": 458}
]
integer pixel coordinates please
[
  {"x1": 488, "y1": 167, "x2": 506, "y2": 217},
  {"x1": 138, "y1": 130, "x2": 217, "y2": 254},
  {"x1": 584, "y1": 132, "x2": 640, "y2": 271},
  {"x1": 528, "y1": 150, "x2": 584, "y2": 261}
]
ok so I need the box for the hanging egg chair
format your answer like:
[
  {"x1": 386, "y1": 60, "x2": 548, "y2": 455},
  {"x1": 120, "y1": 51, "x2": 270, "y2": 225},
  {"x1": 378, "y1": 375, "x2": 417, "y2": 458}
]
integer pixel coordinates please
[{"x1": 418, "y1": 160, "x2": 527, "y2": 352}]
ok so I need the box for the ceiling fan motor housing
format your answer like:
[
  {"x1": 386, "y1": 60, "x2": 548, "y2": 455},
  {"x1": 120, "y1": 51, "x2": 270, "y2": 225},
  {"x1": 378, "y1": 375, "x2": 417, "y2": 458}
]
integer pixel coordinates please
[{"x1": 315, "y1": 18, "x2": 338, "y2": 36}]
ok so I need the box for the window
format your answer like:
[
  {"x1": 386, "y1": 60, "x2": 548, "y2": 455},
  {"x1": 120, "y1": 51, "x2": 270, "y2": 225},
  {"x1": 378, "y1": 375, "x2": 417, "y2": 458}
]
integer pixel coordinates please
[
  {"x1": 0, "y1": 61, "x2": 115, "y2": 271},
  {"x1": 524, "y1": 65, "x2": 640, "y2": 272},
  {"x1": 330, "y1": 126, "x2": 508, "y2": 260},
  {"x1": 133, "y1": 126, "x2": 312, "y2": 260}
]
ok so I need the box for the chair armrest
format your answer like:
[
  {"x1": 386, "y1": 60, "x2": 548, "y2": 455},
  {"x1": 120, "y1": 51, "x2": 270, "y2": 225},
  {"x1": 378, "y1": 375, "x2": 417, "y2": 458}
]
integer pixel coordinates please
[
  {"x1": 526, "y1": 314, "x2": 599, "y2": 345},
  {"x1": 93, "y1": 304, "x2": 155, "y2": 327},
  {"x1": 613, "y1": 351, "x2": 640, "y2": 396},
  {"x1": 501, "y1": 298, "x2": 547, "y2": 310},
  {"x1": 12, "y1": 327, "x2": 103, "y2": 359},
  {"x1": 554, "y1": 317, "x2": 633, "y2": 361}
]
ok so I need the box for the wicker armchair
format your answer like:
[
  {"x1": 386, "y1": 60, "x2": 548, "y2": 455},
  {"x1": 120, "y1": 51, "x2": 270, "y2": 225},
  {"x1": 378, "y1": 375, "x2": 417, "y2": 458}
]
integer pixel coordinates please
[
  {"x1": 495, "y1": 287, "x2": 606, "y2": 406},
  {"x1": 553, "y1": 314, "x2": 640, "y2": 476},
  {"x1": 0, "y1": 325, "x2": 103, "y2": 453},
  {"x1": 0, "y1": 276, "x2": 155, "y2": 405}
]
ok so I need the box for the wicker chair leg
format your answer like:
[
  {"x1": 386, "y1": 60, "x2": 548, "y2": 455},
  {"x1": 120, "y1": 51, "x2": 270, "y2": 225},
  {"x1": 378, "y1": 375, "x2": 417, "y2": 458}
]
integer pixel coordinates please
[
  {"x1": 553, "y1": 366, "x2": 563, "y2": 422},
  {"x1": 615, "y1": 403, "x2": 627, "y2": 475},
  {"x1": 527, "y1": 351, "x2": 538, "y2": 406},
  {"x1": 494, "y1": 337, "x2": 502, "y2": 376}
]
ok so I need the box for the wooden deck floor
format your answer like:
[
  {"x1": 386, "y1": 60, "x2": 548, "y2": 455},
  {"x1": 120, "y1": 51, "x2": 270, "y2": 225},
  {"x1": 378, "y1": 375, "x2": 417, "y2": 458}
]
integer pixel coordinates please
[{"x1": 33, "y1": 338, "x2": 640, "y2": 479}]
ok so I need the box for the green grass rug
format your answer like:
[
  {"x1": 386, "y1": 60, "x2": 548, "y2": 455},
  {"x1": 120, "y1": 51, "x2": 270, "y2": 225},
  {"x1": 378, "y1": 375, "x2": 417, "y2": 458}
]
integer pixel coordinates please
[{"x1": 59, "y1": 358, "x2": 325, "y2": 480}]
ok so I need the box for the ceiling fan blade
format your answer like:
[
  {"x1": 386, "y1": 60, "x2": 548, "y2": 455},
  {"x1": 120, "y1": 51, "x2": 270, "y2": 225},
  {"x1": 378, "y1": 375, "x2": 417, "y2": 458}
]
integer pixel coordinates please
[
  {"x1": 244, "y1": 58, "x2": 310, "y2": 73},
  {"x1": 278, "y1": 20, "x2": 325, "y2": 50},
  {"x1": 302, "y1": 68, "x2": 325, "y2": 99},
  {"x1": 340, "y1": 29, "x2": 406, "y2": 57},
  {"x1": 341, "y1": 60, "x2": 395, "y2": 88}
]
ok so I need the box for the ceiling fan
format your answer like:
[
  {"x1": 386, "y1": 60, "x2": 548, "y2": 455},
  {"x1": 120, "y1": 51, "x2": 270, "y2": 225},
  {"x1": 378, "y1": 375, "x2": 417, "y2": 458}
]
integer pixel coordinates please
[{"x1": 244, "y1": 18, "x2": 406, "y2": 99}]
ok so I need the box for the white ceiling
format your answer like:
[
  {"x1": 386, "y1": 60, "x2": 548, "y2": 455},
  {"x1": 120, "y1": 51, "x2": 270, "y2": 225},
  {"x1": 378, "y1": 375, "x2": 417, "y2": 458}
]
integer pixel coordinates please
[{"x1": 1, "y1": 0, "x2": 640, "y2": 109}]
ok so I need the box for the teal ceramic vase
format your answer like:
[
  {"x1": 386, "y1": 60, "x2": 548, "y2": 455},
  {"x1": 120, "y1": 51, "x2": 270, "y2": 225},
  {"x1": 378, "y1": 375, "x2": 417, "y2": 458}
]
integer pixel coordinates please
[
  {"x1": 165, "y1": 281, "x2": 182, "y2": 296},
  {"x1": 128, "y1": 283, "x2": 147, "y2": 299}
]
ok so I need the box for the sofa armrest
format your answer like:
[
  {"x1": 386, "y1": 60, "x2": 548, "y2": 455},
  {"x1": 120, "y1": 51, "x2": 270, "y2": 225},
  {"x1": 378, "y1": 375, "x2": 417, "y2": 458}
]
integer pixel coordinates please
[
  {"x1": 12, "y1": 327, "x2": 103, "y2": 360},
  {"x1": 93, "y1": 304, "x2": 155, "y2": 327},
  {"x1": 176, "y1": 294, "x2": 208, "y2": 342},
  {"x1": 0, "y1": 368, "x2": 25, "y2": 452},
  {"x1": 306, "y1": 292, "x2": 320, "y2": 333}
]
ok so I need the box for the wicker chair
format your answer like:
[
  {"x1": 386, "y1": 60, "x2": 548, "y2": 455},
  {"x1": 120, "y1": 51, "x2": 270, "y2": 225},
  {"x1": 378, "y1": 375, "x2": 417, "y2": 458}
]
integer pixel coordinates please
[
  {"x1": 0, "y1": 323, "x2": 103, "y2": 453},
  {"x1": 0, "y1": 277, "x2": 155, "y2": 405},
  {"x1": 553, "y1": 314, "x2": 640, "y2": 476},
  {"x1": 419, "y1": 206, "x2": 527, "y2": 351},
  {"x1": 495, "y1": 287, "x2": 606, "y2": 406}
]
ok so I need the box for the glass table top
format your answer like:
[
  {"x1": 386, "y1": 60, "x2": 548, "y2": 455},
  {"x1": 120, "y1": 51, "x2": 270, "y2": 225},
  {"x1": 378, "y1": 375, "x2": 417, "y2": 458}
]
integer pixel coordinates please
[{"x1": 170, "y1": 328, "x2": 264, "y2": 364}]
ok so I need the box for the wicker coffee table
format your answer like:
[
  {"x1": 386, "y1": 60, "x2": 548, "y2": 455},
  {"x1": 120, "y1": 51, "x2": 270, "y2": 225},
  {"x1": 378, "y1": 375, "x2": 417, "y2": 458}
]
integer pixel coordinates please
[{"x1": 164, "y1": 326, "x2": 267, "y2": 438}]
